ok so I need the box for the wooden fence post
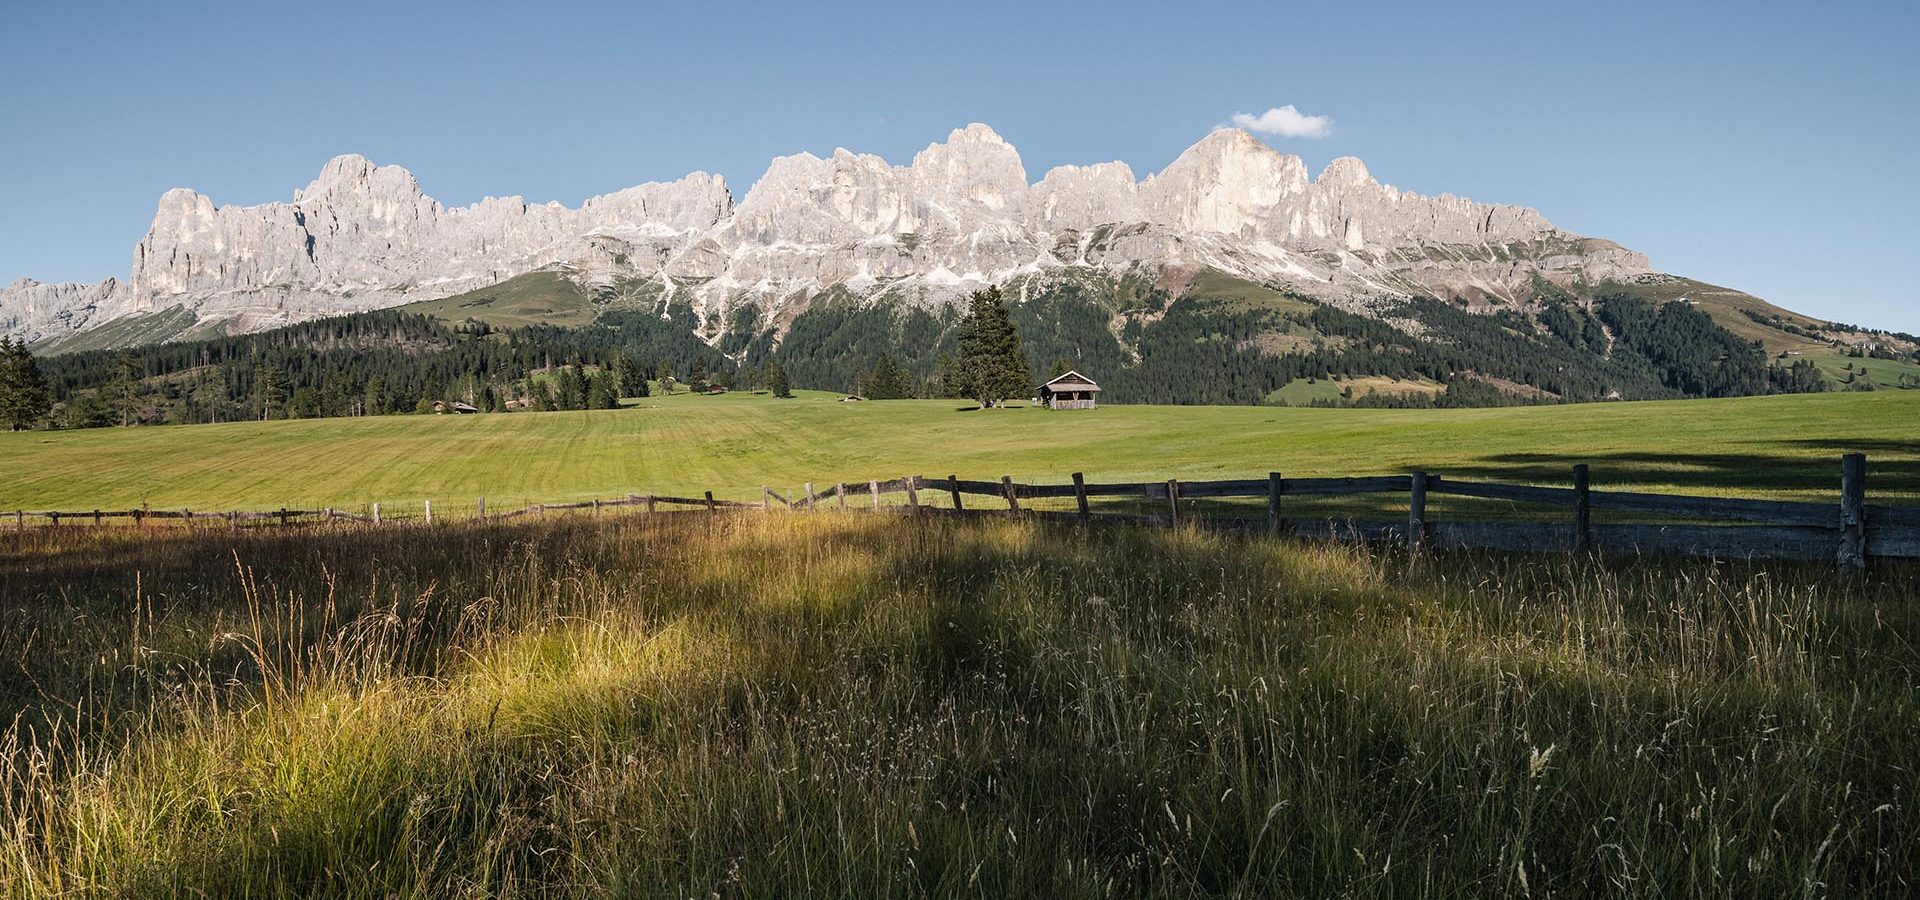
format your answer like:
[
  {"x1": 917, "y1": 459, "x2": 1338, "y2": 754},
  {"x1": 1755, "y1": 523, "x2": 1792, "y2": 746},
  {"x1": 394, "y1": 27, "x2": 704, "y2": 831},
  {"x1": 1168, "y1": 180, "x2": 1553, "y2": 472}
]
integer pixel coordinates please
[
  {"x1": 805, "y1": 482, "x2": 816, "y2": 510},
  {"x1": 1407, "y1": 471, "x2": 1429, "y2": 552},
  {"x1": 1166, "y1": 479, "x2": 1181, "y2": 529},
  {"x1": 1839, "y1": 453, "x2": 1867, "y2": 571},
  {"x1": 139, "y1": 502, "x2": 150, "y2": 528},
  {"x1": 278, "y1": 507, "x2": 291, "y2": 528},
  {"x1": 704, "y1": 491, "x2": 717, "y2": 515},
  {"x1": 1001, "y1": 476, "x2": 1020, "y2": 513},
  {"x1": 948, "y1": 475, "x2": 964, "y2": 512},
  {"x1": 837, "y1": 483, "x2": 848, "y2": 511},
  {"x1": 424, "y1": 500, "x2": 432, "y2": 525},
  {"x1": 94, "y1": 509, "x2": 102, "y2": 527},
  {"x1": 1267, "y1": 472, "x2": 1283, "y2": 536},
  {"x1": 763, "y1": 486, "x2": 773, "y2": 511},
  {"x1": 593, "y1": 498, "x2": 602, "y2": 516},
  {"x1": 372, "y1": 502, "x2": 381, "y2": 525},
  {"x1": 1572, "y1": 464, "x2": 1592, "y2": 552},
  {"x1": 905, "y1": 477, "x2": 921, "y2": 517},
  {"x1": 645, "y1": 495, "x2": 657, "y2": 515},
  {"x1": 14, "y1": 510, "x2": 23, "y2": 532},
  {"x1": 478, "y1": 496, "x2": 486, "y2": 519},
  {"x1": 869, "y1": 480, "x2": 882, "y2": 510},
  {"x1": 1072, "y1": 472, "x2": 1090, "y2": 523}
]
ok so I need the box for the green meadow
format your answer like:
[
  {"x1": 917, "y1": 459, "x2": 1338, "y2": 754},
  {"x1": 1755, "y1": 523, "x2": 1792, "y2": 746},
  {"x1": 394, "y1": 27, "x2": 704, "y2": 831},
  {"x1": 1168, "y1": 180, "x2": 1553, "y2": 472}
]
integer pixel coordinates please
[{"x1": 3, "y1": 390, "x2": 1918, "y2": 513}]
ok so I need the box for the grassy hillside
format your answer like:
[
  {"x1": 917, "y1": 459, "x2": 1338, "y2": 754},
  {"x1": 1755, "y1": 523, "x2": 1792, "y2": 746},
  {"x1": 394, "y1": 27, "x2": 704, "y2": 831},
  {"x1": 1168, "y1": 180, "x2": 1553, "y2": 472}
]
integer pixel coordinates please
[
  {"x1": 4, "y1": 390, "x2": 1917, "y2": 512},
  {"x1": 398, "y1": 270, "x2": 595, "y2": 328},
  {"x1": 29, "y1": 305, "x2": 204, "y2": 355},
  {"x1": 3, "y1": 510, "x2": 1914, "y2": 895}
]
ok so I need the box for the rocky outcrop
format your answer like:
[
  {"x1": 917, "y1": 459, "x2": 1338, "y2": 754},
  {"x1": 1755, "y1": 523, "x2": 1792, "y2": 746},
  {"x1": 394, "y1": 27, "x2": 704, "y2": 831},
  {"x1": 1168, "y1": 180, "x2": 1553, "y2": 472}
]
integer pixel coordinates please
[{"x1": 2, "y1": 124, "x2": 1653, "y2": 348}]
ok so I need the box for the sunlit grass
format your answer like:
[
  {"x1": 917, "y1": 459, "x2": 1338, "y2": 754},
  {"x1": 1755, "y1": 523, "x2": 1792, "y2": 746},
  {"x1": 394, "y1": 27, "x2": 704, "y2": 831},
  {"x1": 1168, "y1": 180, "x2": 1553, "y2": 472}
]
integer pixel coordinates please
[
  {"x1": 2, "y1": 389, "x2": 1917, "y2": 512},
  {"x1": 1, "y1": 512, "x2": 1914, "y2": 896}
]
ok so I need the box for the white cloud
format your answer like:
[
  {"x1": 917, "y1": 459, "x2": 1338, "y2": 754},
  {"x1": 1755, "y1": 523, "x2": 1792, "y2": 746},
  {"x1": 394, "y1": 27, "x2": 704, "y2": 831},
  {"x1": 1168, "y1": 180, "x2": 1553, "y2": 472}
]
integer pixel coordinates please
[{"x1": 1230, "y1": 105, "x2": 1333, "y2": 139}]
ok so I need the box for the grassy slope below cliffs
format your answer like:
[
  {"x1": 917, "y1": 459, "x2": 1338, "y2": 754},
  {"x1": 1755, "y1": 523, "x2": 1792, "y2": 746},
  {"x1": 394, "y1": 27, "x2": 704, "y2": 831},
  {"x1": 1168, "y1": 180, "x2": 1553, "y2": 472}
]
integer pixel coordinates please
[
  {"x1": 2, "y1": 389, "x2": 1916, "y2": 513},
  {"x1": 397, "y1": 270, "x2": 596, "y2": 328}
]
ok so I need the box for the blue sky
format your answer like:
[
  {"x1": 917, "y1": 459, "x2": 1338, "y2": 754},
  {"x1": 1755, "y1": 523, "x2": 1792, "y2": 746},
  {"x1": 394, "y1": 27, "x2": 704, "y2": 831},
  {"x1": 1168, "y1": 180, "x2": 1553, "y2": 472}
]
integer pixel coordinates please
[{"x1": 3, "y1": 0, "x2": 1915, "y2": 331}]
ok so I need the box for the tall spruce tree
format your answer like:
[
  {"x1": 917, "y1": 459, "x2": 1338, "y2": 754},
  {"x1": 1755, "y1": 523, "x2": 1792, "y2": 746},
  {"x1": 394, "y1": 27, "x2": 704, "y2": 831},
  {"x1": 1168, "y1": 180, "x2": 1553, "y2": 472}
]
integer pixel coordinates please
[
  {"x1": 768, "y1": 362, "x2": 792, "y2": 398},
  {"x1": 254, "y1": 363, "x2": 289, "y2": 420},
  {"x1": 109, "y1": 350, "x2": 146, "y2": 426},
  {"x1": 865, "y1": 355, "x2": 911, "y2": 399},
  {"x1": 614, "y1": 354, "x2": 646, "y2": 398},
  {"x1": 954, "y1": 286, "x2": 1031, "y2": 407},
  {"x1": 0, "y1": 337, "x2": 52, "y2": 431},
  {"x1": 555, "y1": 366, "x2": 582, "y2": 411}
]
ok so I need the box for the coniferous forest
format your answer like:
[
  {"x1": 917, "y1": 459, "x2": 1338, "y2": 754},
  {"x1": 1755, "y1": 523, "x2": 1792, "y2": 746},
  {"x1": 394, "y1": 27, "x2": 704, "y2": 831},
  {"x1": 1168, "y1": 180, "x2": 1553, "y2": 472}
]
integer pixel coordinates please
[{"x1": 13, "y1": 270, "x2": 1907, "y2": 430}]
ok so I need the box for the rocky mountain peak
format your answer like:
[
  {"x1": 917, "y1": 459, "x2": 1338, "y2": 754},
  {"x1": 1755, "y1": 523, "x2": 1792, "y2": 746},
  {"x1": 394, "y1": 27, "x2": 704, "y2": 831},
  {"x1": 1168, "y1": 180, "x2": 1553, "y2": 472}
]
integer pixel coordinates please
[
  {"x1": 4, "y1": 123, "x2": 1658, "y2": 348},
  {"x1": 1317, "y1": 157, "x2": 1373, "y2": 188},
  {"x1": 295, "y1": 154, "x2": 426, "y2": 207}
]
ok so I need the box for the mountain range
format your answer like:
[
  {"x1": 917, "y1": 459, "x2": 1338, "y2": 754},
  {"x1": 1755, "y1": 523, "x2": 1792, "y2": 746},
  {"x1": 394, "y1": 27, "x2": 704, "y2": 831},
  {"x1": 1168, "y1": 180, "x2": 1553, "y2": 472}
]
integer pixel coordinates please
[{"x1": 6, "y1": 124, "x2": 1916, "y2": 407}]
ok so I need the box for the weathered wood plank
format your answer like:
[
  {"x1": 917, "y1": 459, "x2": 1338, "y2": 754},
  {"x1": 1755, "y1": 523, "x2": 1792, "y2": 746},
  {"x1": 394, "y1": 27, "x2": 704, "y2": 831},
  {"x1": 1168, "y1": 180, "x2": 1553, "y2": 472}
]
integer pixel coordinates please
[
  {"x1": 1587, "y1": 490, "x2": 1837, "y2": 526},
  {"x1": 1426, "y1": 479, "x2": 1576, "y2": 506},
  {"x1": 937, "y1": 478, "x2": 1007, "y2": 495},
  {"x1": 1282, "y1": 476, "x2": 1413, "y2": 496},
  {"x1": 1067, "y1": 483, "x2": 1151, "y2": 497},
  {"x1": 1430, "y1": 522, "x2": 1575, "y2": 553},
  {"x1": 1407, "y1": 471, "x2": 1428, "y2": 551},
  {"x1": 1866, "y1": 524, "x2": 1920, "y2": 559},
  {"x1": 1290, "y1": 519, "x2": 1409, "y2": 543},
  {"x1": 1174, "y1": 479, "x2": 1270, "y2": 499},
  {"x1": 1013, "y1": 483, "x2": 1079, "y2": 499},
  {"x1": 1591, "y1": 524, "x2": 1837, "y2": 561},
  {"x1": 1839, "y1": 453, "x2": 1866, "y2": 569},
  {"x1": 1572, "y1": 465, "x2": 1592, "y2": 552},
  {"x1": 1869, "y1": 505, "x2": 1920, "y2": 529}
]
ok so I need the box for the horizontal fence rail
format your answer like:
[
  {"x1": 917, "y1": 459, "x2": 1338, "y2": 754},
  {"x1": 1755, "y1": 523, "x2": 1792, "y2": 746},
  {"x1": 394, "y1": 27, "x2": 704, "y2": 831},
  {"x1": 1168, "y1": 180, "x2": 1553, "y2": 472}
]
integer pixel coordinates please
[{"x1": 8, "y1": 454, "x2": 1912, "y2": 569}]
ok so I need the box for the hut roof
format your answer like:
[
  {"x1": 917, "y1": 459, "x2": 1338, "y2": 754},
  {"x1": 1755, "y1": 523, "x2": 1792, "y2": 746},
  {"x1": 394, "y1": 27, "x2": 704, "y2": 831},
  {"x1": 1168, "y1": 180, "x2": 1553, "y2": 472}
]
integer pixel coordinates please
[{"x1": 1041, "y1": 371, "x2": 1101, "y2": 391}]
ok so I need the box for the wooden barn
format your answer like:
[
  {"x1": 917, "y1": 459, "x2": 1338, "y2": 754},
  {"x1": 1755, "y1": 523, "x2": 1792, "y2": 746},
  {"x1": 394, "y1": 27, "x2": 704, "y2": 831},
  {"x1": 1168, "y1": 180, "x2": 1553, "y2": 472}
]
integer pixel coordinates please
[{"x1": 1038, "y1": 371, "x2": 1101, "y2": 410}]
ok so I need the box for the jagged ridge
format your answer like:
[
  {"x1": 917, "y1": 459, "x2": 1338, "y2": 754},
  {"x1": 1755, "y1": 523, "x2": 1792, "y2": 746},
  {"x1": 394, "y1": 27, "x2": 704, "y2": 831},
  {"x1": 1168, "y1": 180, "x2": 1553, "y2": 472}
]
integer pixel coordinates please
[{"x1": 4, "y1": 124, "x2": 1652, "y2": 347}]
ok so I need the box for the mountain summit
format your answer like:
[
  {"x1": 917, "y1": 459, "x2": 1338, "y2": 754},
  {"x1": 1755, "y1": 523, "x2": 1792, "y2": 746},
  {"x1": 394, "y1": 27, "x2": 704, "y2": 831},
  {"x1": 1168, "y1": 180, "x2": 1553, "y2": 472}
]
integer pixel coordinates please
[{"x1": 3, "y1": 124, "x2": 1649, "y2": 347}]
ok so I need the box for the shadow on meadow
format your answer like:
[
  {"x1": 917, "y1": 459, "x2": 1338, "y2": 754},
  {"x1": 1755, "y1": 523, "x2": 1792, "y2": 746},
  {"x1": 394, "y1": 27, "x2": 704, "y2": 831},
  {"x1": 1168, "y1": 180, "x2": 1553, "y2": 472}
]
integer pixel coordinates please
[
  {"x1": 1454, "y1": 439, "x2": 1920, "y2": 501},
  {"x1": 2, "y1": 512, "x2": 1918, "y2": 897}
]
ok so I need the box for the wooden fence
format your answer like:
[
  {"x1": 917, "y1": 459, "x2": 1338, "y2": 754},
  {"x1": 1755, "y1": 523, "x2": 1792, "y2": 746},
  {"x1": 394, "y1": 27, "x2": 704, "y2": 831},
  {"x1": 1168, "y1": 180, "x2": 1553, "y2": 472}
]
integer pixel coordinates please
[{"x1": 9, "y1": 453, "x2": 1915, "y2": 569}]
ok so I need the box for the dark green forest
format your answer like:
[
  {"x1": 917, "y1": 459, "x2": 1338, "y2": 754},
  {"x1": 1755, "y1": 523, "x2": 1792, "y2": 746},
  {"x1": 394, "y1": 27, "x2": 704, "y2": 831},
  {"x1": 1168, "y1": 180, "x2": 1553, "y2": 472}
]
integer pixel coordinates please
[{"x1": 21, "y1": 270, "x2": 1883, "y2": 429}]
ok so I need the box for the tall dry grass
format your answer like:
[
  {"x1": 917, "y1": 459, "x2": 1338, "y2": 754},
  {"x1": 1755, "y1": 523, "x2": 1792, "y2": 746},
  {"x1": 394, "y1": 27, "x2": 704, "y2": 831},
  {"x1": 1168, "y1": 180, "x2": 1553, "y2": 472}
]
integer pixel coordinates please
[{"x1": 0, "y1": 512, "x2": 1914, "y2": 897}]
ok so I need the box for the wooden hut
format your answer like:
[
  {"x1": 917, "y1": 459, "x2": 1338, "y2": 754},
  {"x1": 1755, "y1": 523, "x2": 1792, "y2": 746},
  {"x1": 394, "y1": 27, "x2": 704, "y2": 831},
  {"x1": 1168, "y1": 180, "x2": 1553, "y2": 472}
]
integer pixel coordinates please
[{"x1": 1038, "y1": 371, "x2": 1101, "y2": 410}]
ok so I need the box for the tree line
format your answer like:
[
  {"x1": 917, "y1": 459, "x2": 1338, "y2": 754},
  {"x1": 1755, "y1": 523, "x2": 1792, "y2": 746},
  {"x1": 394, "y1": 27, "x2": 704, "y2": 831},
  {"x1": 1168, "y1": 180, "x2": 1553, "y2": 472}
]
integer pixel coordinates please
[{"x1": 2, "y1": 275, "x2": 1864, "y2": 431}]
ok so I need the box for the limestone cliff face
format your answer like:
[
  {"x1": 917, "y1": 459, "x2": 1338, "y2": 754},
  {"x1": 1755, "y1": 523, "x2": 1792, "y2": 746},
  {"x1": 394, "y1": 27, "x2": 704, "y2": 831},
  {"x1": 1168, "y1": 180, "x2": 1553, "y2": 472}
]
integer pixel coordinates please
[{"x1": 2, "y1": 124, "x2": 1651, "y2": 347}]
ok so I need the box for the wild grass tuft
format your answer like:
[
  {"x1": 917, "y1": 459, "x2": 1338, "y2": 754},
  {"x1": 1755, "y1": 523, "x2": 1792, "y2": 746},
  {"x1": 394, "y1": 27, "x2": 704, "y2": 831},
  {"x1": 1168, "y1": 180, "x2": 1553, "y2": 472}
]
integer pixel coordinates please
[{"x1": 1, "y1": 513, "x2": 1914, "y2": 896}]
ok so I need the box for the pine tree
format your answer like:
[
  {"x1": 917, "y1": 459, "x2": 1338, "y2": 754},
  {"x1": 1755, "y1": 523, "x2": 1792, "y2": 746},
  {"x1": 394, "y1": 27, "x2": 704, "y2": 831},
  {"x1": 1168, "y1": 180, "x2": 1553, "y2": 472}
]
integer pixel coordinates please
[
  {"x1": 587, "y1": 372, "x2": 618, "y2": 409},
  {"x1": 768, "y1": 362, "x2": 792, "y2": 399},
  {"x1": 109, "y1": 350, "x2": 147, "y2": 426},
  {"x1": 0, "y1": 337, "x2": 52, "y2": 431},
  {"x1": 614, "y1": 354, "x2": 646, "y2": 398},
  {"x1": 866, "y1": 355, "x2": 911, "y2": 399},
  {"x1": 364, "y1": 376, "x2": 387, "y2": 416},
  {"x1": 688, "y1": 359, "x2": 709, "y2": 393},
  {"x1": 254, "y1": 363, "x2": 289, "y2": 420},
  {"x1": 555, "y1": 367, "x2": 581, "y2": 411},
  {"x1": 953, "y1": 286, "x2": 1031, "y2": 408}
]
